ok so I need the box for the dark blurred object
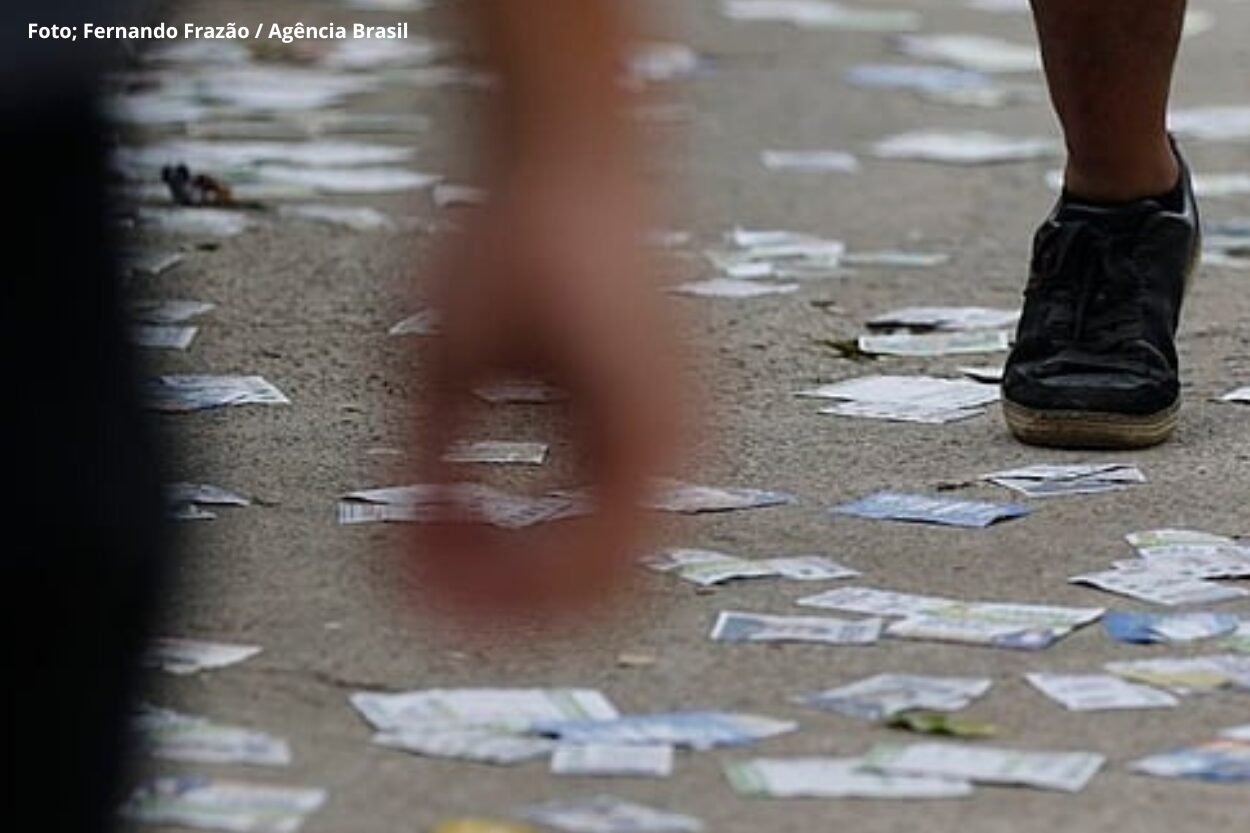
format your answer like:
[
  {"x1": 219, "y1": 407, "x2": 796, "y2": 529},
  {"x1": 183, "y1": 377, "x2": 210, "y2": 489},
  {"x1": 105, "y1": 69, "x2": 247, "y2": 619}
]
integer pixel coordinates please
[
  {"x1": 160, "y1": 163, "x2": 263, "y2": 209},
  {"x1": 2, "y1": 6, "x2": 166, "y2": 831}
]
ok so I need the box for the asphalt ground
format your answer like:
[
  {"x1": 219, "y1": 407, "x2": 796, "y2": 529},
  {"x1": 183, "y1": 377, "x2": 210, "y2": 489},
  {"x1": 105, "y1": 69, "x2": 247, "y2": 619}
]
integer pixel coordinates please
[{"x1": 123, "y1": 1, "x2": 1250, "y2": 831}]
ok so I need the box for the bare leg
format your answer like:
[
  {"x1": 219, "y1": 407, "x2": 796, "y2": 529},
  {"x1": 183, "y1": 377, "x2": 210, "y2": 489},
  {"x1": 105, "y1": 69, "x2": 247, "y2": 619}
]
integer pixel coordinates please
[{"x1": 1031, "y1": 0, "x2": 1186, "y2": 202}]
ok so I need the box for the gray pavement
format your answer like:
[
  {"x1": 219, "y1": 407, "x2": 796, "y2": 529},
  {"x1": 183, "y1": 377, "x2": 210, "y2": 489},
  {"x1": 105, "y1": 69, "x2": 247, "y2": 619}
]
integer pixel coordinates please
[{"x1": 127, "y1": 1, "x2": 1250, "y2": 831}]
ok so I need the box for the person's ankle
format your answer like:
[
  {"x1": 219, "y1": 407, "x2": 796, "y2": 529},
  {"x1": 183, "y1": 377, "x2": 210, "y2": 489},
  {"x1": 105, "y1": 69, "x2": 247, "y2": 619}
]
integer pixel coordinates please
[{"x1": 1062, "y1": 142, "x2": 1180, "y2": 204}]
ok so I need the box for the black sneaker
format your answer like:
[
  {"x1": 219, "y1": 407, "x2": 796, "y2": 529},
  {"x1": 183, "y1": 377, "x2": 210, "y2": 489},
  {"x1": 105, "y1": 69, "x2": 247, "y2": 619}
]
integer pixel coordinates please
[{"x1": 1002, "y1": 143, "x2": 1200, "y2": 449}]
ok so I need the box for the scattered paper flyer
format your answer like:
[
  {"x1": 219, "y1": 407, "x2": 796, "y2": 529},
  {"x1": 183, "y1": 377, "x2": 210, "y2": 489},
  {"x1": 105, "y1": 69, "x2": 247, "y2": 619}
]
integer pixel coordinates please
[
  {"x1": 395, "y1": 66, "x2": 498, "y2": 91},
  {"x1": 171, "y1": 503, "x2": 220, "y2": 521},
  {"x1": 842, "y1": 251, "x2": 951, "y2": 268},
  {"x1": 321, "y1": 36, "x2": 446, "y2": 71},
  {"x1": 643, "y1": 549, "x2": 779, "y2": 586},
  {"x1": 434, "y1": 183, "x2": 487, "y2": 209},
  {"x1": 120, "y1": 776, "x2": 326, "y2": 833},
  {"x1": 669, "y1": 278, "x2": 800, "y2": 299},
  {"x1": 725, "y1": 227, "x2": 833, "y2": 248},
  {"x1": 959, "y1": 365, "x2": 1004, "y2": 383},
  {"x1": 1125, "y1": 549, "x2": 1250, "y2": 580},
  {"x1": 146, "y1": 375, "x2": 290, "y2": 413},
  {"x1": 762, "y1": 555, "x2": 861, "y2": 580},
  {"x1": 134, "y1": 706, "x2": 291, "y2": 766},
  {"x1": 818, "y1": 400, "x2": 987, "y2": 424},
  {"x1": 351, "y1": 688, "x2": 619, "y2": 734},
  {"x1": 167, "y1": 482, "x2": 250, "y2": 507},
  {"x1": 336, "y1": 502, "x2": 420, "y2": 524},
  {"x1": 1131, "y1": 739, "x2": 1250, "y2": 783},
  {"x1": 846, "y1": 63, "x2": 995, "y2": 95},
  {"x1": 339, "y1": 483, "x2": 577, "y2": 529},
  {"x1": 798, "y1": 375, "x2": 1001, "y2": 408},
  {"x1": 113, "y1": 65, "x2": 377, "y2": 122},
  {"x1": 867, "y1": 306, "x2": 1018, "y2": 332},
  {"x1": 255, "y1": 165, "x2": 442, "y2": 194},
  {"x1": 760, "y1": 149, "x2": 859, "y2": 173},
  {"x1": 122, "y1": 249, "x2": 185, "y2": 277},
  {"x1": 872, "y1": 130, "x2": 1058, "y2": 165},
  {"x1": 799, "y1": 673, "x2": 992, "y2": 720},
  {"x1": 130, "y1": 299, "x2": 215, "y2": 324},
  {"x1": 799, "y1": 374, "x2": 1000, "y2": 424},
  {"x1": 797, "y1": 586, "x2": 1103, "y2": 650},
  {"x1": 166, "y1": 483, "x2": 248, "y2": 521},
  {"x1": 1220, "y1": 725, "x2": 1250, "y2": 742},
  {"x1": 711, "y1": 611, "x2": 883, "y2": 645},
  {"x1": 797, "y1": 586, "x2": 1102, "y2": 623},
  {"x1": 1223, "y1": 623, "x2": 1250, "y2": 653},
  {"x1": 965, "y1": 0, "x2": 1029, "y2": 12},
  {"x1": 118, "y1": 138, "x2": 416, "y2": 171},
  {"x1": 132, "y1": 324, "x2": 199, "y2": 350},
  {"x1": 1128, "y1": 527, "x2": 1244, "y2": 551},
  {"x1": 443, "y1": 441, "x2": 550, "y2": 465},
  {"x1": 537, "y1": 711, "x2": 797, "y2": 750},
  {"x1": 724, "y1": 756, "x2": 972, "y2": 799},
  {"x1": 278, "y1": 204, "x2": 394, "y2": 231},
  {"x1": 647, "y1": 479, "x2": 796, "y2": 514},
  {"x1": 830, "y1": 491, "x2": 1030, "y2": 528},
  {"x1": 551, "y1": 744, "x2": 675, "y2": 778},
  {"x1": 796, "y1": 586, "x2": 952, "y2": 618},
  {"x1": 644, "y1": 550, "x2": 854, "y2": 587},
  {"x1": 514, "y1": 796, "x2": 703, "y2": 833},
  {"x1": 885, "y1": 615, "x2": 1080, "y2": 650},
  {"x1": 845, "y1": 63, "x2": 1035, "y2": 107},
  {"x1": 1205, "y1": 220, "x2": 1250, "y2": 258},
  {"x1": 273, "y1": 111, "x2": 431, "y2": 137},
  {"x1": 864, "y1": 742, "x2": 1105, "y2": 793},
  {"x1": 1103, "y1": 611, "x2": 1240, "y2": 645},
  {"x1": 1105, "y1": 654, "x2": 1250, "y2": 693},
  {"x1": 896, "y1": 33, "x2": 1042, "y2": 74},
  {"x1": 1024, "y1": 673, "x2": 1178, "y2": 712},
  {"x1": 646, "y1": 228, "x2": 693, "y2": 249},
  {"x1": 144, "y1": 638, "x2": 262, "y2": 675},
  {"x1": 628, "y1": 42, "x2": 704, "y2": 84},
  {"x1": 389, "y1": 308, "x2": 443, "y2": 336},
  {"x1": 983, "y1": 463, "x2": 1145, "y2": 498},
  {"x1": 723, "y1": 1, "x2": 921, "y2": 32},
  {"x1": 1197, "y1": 175, "x2": 1250, "y2": 200},
  {"x1": 707, "y1": 232, "x2": 847, "y2": 280},
  {"x1": 372, "y1": 726, "x2": 555, "y2": 766},
  {"x1": 1220, "y1": 386, "x2": 1250, "y2": 404},
  {"x1": 1168, "y1": 106, "x2": 1250, "y2": 142},
  {"x1": 1070, "y1": 564, "x2": 1250, "y2": 606},
  {"x1": 857, "y1": 330, "x2": 1010, "y2": 357}
]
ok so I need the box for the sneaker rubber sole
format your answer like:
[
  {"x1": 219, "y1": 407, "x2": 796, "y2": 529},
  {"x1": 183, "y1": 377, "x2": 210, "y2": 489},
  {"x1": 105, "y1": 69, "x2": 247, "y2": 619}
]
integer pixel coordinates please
[{"x1": 1002, "y1": 399, "x2": 1180, "y2": 449}]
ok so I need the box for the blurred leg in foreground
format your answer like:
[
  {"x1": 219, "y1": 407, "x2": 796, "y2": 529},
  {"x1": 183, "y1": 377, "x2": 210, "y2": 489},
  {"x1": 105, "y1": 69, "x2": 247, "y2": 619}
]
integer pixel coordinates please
[
  {"x1": 1004, "y1": 0, "x2": 1198, "y2": 449},
  {"x1": 1033, "y1": 0, "x2": 1184, "y2": 202},
  {"x1": 413, "y1": 1, "x2": 679, "y2": 620}
]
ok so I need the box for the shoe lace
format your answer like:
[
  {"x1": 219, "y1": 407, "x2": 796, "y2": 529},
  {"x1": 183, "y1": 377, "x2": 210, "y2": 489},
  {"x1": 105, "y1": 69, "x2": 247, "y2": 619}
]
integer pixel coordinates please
[{"x1": 1033, "y1": 219, "x2": 1145, "y2": 353}]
